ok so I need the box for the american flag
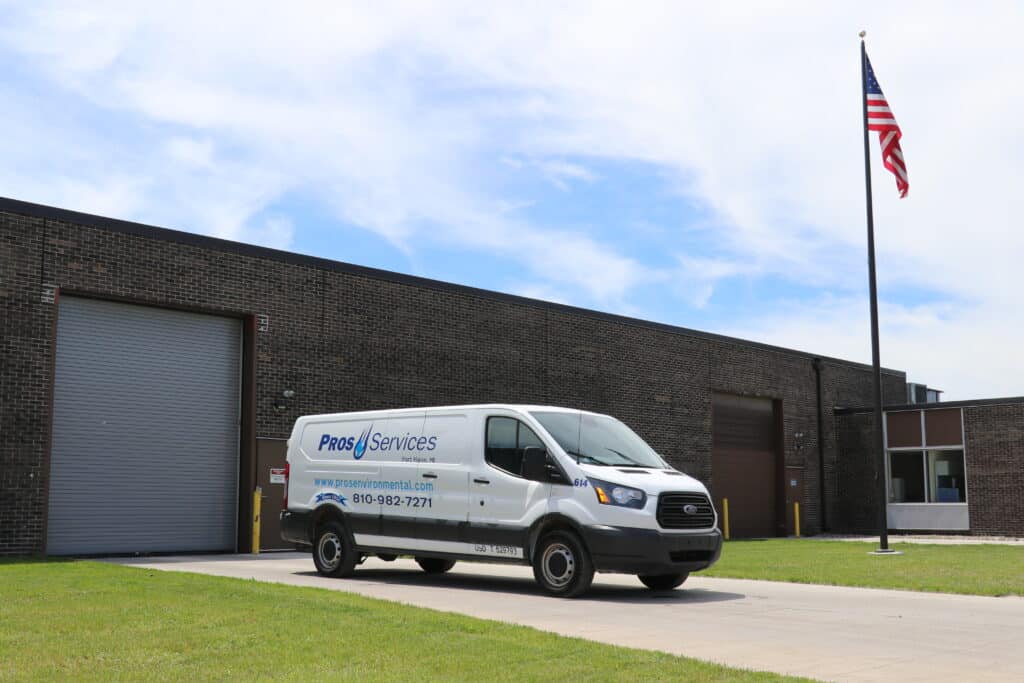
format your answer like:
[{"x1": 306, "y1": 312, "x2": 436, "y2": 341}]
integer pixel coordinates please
[{"x1": 865, "y1": 54, "x2": 908, "y2": 198}]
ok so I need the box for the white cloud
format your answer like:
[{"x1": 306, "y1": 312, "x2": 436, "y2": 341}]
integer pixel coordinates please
[
  {"x1": 2, "y1": 1, "x2": 1023, "y2": 396},
  {"x1": 499, "y1": 156, "x2": 597, "y2": 190},
  {"x1": 165, "y1": 137, "x2": 215, "y2": 168},
  {"x1": 722, "y1": 293, "x2": 1020, "y2": 401},
  {"x1": 45, "y1": 174, "x2": 151, "y2": 222},
  {"x1": 671, "y1": 256, "x2": 759, "y2": 309},
  {"x1": 539, "y1": 160, "x2": 597, "y2": 190},
  {"x1": 247, "y1": 215, "x2": 295, "y2": 252},
  {"x1": 508, "y1": 283, "x2": 570, "y2": 306}
]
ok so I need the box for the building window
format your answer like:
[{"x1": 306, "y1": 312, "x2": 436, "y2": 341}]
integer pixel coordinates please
[
  {"x1": 889, "y1": 451, "x2": 926, "y2": 502},
  {"x1": 927, "y1": 450, "x2": 966, "y2": 503},
  {"x1": 888, "y1": 449, "x2": 966, "y2": 504},
  {"x1": 885, "y1": 407, "x2": 967, "y2": 505}
]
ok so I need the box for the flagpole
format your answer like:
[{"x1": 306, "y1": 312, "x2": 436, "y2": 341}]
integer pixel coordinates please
[{"x1": 859, "y1": 31, "x2": 892, "y2": 553}]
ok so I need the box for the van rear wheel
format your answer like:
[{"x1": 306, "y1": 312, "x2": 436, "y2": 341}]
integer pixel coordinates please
[
  {"x1": 638, "y1": 572, "x2": 688, "y2": 590},
  {"x1": 415, "y1": 557, "x2": 456, "y2": 574},
  {"x1": 532, "y1": 530, "x2": 594, "y2": 598},
  {"x1": 312, "y1": 521, "x2": 358, "y2": 578}
]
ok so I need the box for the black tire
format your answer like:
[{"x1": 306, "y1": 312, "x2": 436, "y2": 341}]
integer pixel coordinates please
[
  {"x1": 415, "y1": 557, "x2": 456, "y2": 574},
  {"x1": 312, "y1": 521, "x2": 358, "y2": 578},
  {"x1": 638, "y1": 572, "x2": 689, "y2": 590},
  {"x1": 377, "y1": 554, "x2": 398, "y2": 562},
  {"x1": 532, "y1": 530, "x2": 594, "y2": 598}
]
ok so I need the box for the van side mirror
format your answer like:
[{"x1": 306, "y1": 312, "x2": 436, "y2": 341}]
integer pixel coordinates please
[{"x1": 522, "y1": 447, "x2": 551, "y2": 482}]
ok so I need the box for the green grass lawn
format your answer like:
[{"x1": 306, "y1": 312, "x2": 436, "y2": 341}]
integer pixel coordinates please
[
  {"x1": 0, "y1": 560, "x2": 808, "y2": 683},
  {"x1": 704, "y1": 539, "x2": 1024, "y2": 597}
]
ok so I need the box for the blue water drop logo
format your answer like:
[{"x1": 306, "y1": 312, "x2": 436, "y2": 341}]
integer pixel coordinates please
[{"x1": 353, "y1": 425, "x2": 372, "y2": 460}]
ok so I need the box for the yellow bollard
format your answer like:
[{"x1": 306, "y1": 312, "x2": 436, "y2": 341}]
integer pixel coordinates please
[
  {"x1": 722, "y1": 498, "x2": 730, "y2": 541},
  {"x1": 794, "y1": 502, "x2": 801, "y2": 538},
  {"x1": 252, "y1": 486, "x2": 262, "y2": 554}
]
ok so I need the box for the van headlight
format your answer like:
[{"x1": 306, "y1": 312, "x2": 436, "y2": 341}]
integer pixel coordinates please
[{"x1": 588, "y1": 478, "x2": 646, "y2": 509}]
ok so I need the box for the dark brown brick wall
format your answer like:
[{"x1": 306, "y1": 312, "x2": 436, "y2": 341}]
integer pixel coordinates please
[
  {"x1": 0, "y1": 216, "x2": 51, "y2": 555},
  {"x1": 1, "y1": 205, "x2": 906, "y2": 554},
  {"x1": 834, "y1": 411, "x2": 883, "y2": 533},
  {"x1": 964, "y1": 404, "x2": 1024, "y2": 535}
]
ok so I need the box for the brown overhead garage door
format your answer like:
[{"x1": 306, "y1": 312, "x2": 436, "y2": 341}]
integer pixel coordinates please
[{"x1": 711, "y1": 393, "x2": 780, "y2": 538}]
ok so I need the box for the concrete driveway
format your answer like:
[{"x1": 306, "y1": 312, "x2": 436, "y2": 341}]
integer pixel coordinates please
[{"x1": 109, "y1": 553, "x2": 1024, "y2": 682}]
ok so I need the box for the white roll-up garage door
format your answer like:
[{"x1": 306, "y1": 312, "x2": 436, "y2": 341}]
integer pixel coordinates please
[{"x1": 47, "y1": 297, "x2": 241, "y2": 555}]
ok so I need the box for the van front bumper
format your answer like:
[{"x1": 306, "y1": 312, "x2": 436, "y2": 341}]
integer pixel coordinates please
[{"x1": 581, "y1": 525, "x2": 723, "y2": 575}]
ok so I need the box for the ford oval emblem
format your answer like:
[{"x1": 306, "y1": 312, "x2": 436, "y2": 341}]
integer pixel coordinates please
[{"x1": 683, "y1": 504, "x2": 699, "y2": 515}]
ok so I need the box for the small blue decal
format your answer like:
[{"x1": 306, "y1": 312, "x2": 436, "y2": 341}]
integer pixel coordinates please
[{"x1": 315, "y1": 492, "x2": 348, "y2": 506}]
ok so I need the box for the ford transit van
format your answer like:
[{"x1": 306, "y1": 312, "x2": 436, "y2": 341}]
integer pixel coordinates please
[{"x1": 280, "y1": 405, "x2": 722, "y2": 597}]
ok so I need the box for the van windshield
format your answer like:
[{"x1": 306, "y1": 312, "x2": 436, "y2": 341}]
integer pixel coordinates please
[{"x1": 530, "y1": 411, "x2": 668, "y2": 468}]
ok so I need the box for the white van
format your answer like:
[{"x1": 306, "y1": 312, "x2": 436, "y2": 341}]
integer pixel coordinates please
[{"x1": 280, "y1": 405, "x2": 722, "y2": 597}]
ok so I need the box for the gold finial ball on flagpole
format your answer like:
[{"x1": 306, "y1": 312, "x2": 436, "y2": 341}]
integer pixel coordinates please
[{"x1": 859, "y1": 30, "x2": 866, "y2": 38}]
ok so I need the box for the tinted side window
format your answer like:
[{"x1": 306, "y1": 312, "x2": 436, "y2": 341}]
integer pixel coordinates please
[
  {"x1": 486, "y1": 417, "x2": 519, "y2": 473},
  {"x1": 486, "y1": 417, "x2": 543, "y2": 477}
]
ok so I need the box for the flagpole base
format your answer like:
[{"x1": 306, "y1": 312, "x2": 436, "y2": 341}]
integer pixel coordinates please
[{"x1": 869, "y1": 549, "x2": 903, "y2": 555}]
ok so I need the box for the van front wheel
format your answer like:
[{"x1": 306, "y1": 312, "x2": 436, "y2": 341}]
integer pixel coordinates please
[
  {"x1": 533, "y1": 531, "x2": 594, "y2": 598},
  {"x1": 638, "y1": 572, "x2": 688, "y2": 590},
  {"x1": 312, "y1": 521, "x2": 358, "y2": 578}
]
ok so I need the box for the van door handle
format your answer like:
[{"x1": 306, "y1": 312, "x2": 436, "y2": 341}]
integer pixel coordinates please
[
  {"x1": 473, "y1": 478, "x2": 490, "y2": 485},
  {"x1": 421, "y1": 473, "x2": 438, "y2": 479}
]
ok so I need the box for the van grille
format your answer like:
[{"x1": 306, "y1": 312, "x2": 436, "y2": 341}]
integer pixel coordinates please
[{"x1": 657, "y1": 493, "x2": 715, "y2": 529}]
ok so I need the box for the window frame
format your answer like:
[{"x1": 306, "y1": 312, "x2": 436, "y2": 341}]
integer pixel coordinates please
[
  {"x1": 883, "y1": 409, "x2": 969, "y2": 506},
  {"x1": 925, "y1": 448, "x2": 967, "y2": 503},
  {"x1": 484, "y1": 416, "x2": 545, "y2": 479}
]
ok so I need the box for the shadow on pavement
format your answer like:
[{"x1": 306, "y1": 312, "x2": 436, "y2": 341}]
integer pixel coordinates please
[
  {"x1": 103, "y1": 554, "x2": 745, "y2": 604},
  {"x1": 294, "y1": 566, "x2": 746, "y2": 604}
]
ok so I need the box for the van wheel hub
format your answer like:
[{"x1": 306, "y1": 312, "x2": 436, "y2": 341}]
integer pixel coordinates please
[
  {"x1": 541, "y1": 543, "x2": 575, "y2": 587},
  {"x1": 318, "y1": 533, "x2": 342, "y2": 570}
]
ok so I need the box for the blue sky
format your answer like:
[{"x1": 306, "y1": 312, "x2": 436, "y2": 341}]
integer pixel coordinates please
[{"x1": 3, "y1": 2, "x2": 1023, "y2": 399}]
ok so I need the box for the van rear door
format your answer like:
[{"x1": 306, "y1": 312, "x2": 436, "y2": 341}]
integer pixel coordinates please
[{"x1": 298, "y1": 415, "x2": 382, "y2": 519}]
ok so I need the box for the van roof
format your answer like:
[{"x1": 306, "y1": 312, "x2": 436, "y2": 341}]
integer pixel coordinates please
[{"x1": 294, "y1": 404, "x2": 608, "y2": 421}]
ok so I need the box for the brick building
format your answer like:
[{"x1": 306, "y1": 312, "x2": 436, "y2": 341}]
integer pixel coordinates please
[
  {"x1": 5, "y1": 196, "x2": 1013, "y2": 557},
  {"x1": 837, "y1": 398, "x2": 1024, "y2": 537}
]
